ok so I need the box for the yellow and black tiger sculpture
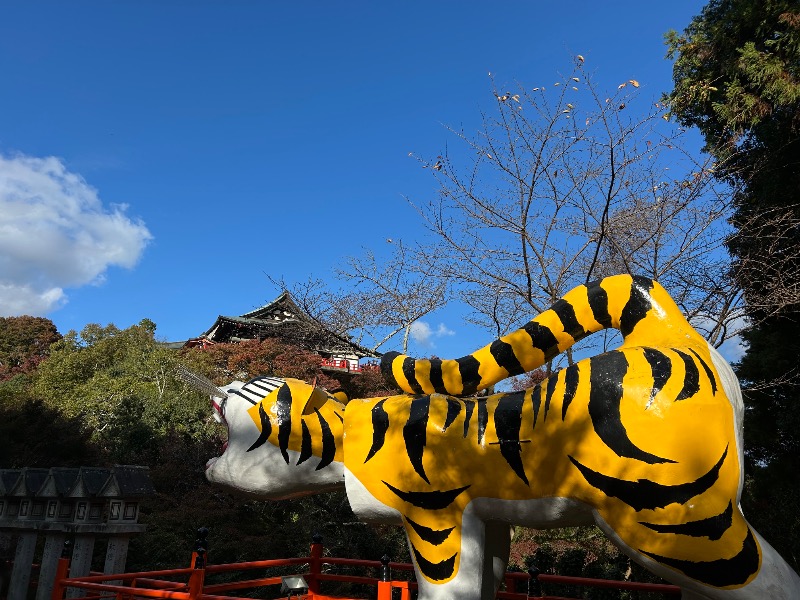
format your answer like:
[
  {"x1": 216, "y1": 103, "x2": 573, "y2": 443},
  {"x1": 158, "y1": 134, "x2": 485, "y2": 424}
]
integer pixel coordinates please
[{"x1": 201, "y1": 275, "x2": 800, "y2": 600}]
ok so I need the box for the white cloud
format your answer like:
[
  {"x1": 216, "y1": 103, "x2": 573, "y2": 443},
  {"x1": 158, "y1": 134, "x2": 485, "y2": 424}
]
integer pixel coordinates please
[
  {"x1": 410, "y1": 321, "x2": 455, "y2": 348},
  {"x1": 435, "y1": 323, "x2": 455, "y2": 337},
  {"x1": 719, "y1": 334, "x2": 747, "y2": 363},
  {"x1": 0, "y1": 153, "x2": 152, "y2": 316}
]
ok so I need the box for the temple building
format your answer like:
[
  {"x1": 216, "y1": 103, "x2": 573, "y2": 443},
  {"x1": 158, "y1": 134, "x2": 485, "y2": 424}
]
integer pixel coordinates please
[{"x1": 174, "y1": 292, "x2": 379, "y2": 374}]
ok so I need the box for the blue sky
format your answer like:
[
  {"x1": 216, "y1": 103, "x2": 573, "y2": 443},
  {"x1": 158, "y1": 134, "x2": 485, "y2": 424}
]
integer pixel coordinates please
[{"x1": 0, "y1": 1, "x2": 711, "y2": 358}]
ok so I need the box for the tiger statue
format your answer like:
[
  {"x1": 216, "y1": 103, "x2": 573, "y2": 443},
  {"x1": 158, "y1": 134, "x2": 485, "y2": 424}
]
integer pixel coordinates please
[{"x1": 200, "y1": 275, "x2": 800, "y2": 600}]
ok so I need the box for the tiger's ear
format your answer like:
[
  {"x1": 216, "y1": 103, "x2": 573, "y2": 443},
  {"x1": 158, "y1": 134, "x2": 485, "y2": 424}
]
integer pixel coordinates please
[
  {"x1": 301, "y1": 385, "x2": 332, "y2": 416},
  {"x1": 330, "y1": 389, "x2": 350, "y2": 405}
]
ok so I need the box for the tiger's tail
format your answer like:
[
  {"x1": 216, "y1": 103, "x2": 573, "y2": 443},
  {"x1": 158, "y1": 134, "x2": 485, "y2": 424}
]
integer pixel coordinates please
[{"x1": 381, "y1": 274, "x2": 705, "y2": 396}]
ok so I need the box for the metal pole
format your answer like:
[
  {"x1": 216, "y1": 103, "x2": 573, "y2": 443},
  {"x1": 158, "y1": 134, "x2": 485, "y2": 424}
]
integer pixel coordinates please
[
  {"x1": 188, "y1": 528, "x2": 208, "y2": 600},
  {"x1": 193, "y1": 528, "x2": 208, "y2": 569},
  {"x1": 376, "y1": 554, "x2": 392, "y2": 600},
  {"x1": 527, "y1": 564, "x2": 542, "y2": 598}
]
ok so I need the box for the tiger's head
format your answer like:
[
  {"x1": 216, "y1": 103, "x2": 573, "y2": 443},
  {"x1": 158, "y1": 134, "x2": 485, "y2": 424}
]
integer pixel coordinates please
[{"x1": 205, "y1": 377, "x2": 346, "y2": 500}]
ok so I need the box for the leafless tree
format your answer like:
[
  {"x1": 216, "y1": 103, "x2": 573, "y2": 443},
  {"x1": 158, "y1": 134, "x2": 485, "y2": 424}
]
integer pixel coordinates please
[
  {"x1": 401, "y1": 58, "x2": 743, "y2": 361},
  {"x1": 728, "y1": 205, "x2": 800, "y2": 319},
  {"x1": 276, "y1": 240, "x2": 448, "y2": 354}
]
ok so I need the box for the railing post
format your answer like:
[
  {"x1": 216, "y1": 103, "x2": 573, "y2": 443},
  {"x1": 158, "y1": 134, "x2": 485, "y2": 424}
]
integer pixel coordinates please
[
  {"x1": 397, "y1": 581, "x2": 411, "y2": 600},
  {"x1": 504, "y1": 571, "x2": 516, "y2": 594},
  {"x1": 192, "y1": 527, "x2": 209, "y2": 569},
  {"x1": 376, "y1": 554, "x2": 392, "y2": 600},
  {"x1": 187, "y1": 528, "x2": 208, "y2": 600},
  {"x1": 527, "y1": 564, "x2": 542, "y2": 598},
  {"x1": 50, "y1": 541, "x2": 72, "y2": 600},
  {"x1": 307, "y1": 533, "x2": 323, "y2": 595}
]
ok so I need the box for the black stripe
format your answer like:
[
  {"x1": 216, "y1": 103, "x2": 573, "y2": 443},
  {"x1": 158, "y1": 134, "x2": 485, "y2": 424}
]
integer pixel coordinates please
[
  {"x1": 247, "y1": 379, "x2": 282, "y2": 393},
  {"x1": 230, "y1": 389, "x2": 258, "y2": 405},
  {"x1": 333, "y1": 411, "x2": 344, "y2": 423},
  {"x1": 276, "y1": 385, "x2": 293, "y2": 464},
  {"x1": 380, "y1": 351, "x2": 402, "y2": 387},
  {"x1": 544, "y1": 375, "x2": 557, "y2": 420},
  {"x1": 552, "y1": 299, "x2": 588, "y2": 341},
  {"x1": 383, "y1": 480, "x2": 470, "y2": 510},
  {"x1": 642, "y1": 348, "x2": 671, "y2": 406},
  {"x1": 490, "y1": 340, "x2": 525, "y2": 376},
  {"x1": 314, "y1": 408, "x2": 336, "y2": 470},
  {"x1": 403, "y1": 396, "x2": 431, "y2": 483},
  {"x1": 562, "y1": 364, "x2": 580, "y2": 420},
  {"x1": 477, "y1": 398, "x2": 488, "y2": 445},
  {"x1": 456, "y1": 356, "x2": 481, "y2": 396},
  {"x1": 297, "y1": 420, "x2": 313, "y2": 465},
  {"x1": 462, "y1": 400, "x2": 474, "y2": 438},
  {"x1": 619, "y1": 276, "x2": 654, "y2": 337},
  {"x1": 568, "y1": 446, "x2": 728, "y2": 511},
  {"x1": 522, "y1": 321, "x2": 560, "y2": 361},
  {"x1": 640, "y1": 501, "x2": 733, "y2": 540},
  {"x1": 531, "y1": 384, "x2": 542, "y2": 430},
  {"x1": 640, "y1": 527, "x2": 759, "y2": 588},
  {"x1": 429, "y1": 359, "x2": 446, "y2": 394},
  {"x1": 365, "y1": 399, "x2": 389, "y2": 462},
  {"x1": 588, "y1": 352, "x2": 675, "y2": 464},
  {"x1": 675, "y1": 349, "x2": 700, "y2": 401},
  {"x1": 494, "y1": 392, "x2": 529, "y2": 485},
  {"x1": 442, "y1": 399, "x2": 461, "y2": 433},
  {"x1": 405, "y1": 516, "x2": 455, "y2": 546},
  {"x1": 246, "y1": 402, "x2": 272, "y2": 452},
  {"x1": 688, "y1": 348, "x2": 717, "y2": 395},
  {"x1": 586, "y1": 280, "x2": 613, "y2": 329},
  {"x1": 409, "y1": 544, "x2": 457, "y2": 582},
  {"x1": 402, "y1": 357, "x2": 424, "y2": 394}
]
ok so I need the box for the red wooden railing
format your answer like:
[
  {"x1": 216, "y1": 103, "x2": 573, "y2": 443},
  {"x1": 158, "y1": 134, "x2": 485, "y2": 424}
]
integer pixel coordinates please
[
  {"x1": 50, "y1": 536, "x2": 681, "y2": 600},
  {"x1": 319, "y1": 359, "x2": 380, "y2": 373}
]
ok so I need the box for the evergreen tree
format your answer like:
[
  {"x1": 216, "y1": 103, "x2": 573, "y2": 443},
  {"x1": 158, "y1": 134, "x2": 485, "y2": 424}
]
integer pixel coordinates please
[{"x1": 666, "y1": 0, "x2": 800, "y2": 566}]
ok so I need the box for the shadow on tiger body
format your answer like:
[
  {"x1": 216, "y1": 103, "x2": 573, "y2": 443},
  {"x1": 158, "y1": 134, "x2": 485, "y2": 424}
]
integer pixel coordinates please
[{"x1": 202, "y1": 275, "x2": 800, "y2": 600}]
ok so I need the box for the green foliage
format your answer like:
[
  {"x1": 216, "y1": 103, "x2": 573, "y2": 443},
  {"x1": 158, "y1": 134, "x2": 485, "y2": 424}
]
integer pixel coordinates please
[
  {"x1": 666, "y1": 0, "x2": 800, "y2": 304},
  {"x1": 32, "y1": 320, "x2": 215, "y2": 460},
  {"x1": 666, "y1": 0, "x2": 800, "y2": 151},
  {"x1": 0, "y1": 398, "x2": 101, "y2": 468}
]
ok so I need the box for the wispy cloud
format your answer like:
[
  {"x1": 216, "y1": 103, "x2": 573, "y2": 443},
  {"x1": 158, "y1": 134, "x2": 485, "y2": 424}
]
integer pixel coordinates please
[
  {"x1": 410, "y1": 321, "x2": 455, "y2": 348},
  {"x1": 0, "y1": 153, "x2": 152, "y2": 316}
]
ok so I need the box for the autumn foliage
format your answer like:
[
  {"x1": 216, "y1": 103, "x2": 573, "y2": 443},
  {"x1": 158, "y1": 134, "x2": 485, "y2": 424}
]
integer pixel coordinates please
[{"x1": 0, "y1": 316, "x2": 61, "y2": 381}]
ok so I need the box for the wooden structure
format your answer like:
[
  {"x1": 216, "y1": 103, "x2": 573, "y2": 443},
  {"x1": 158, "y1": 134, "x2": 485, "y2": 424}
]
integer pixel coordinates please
[
  {"x1": 0, "y1": 466, "x2": 154, "y2": 600},
  {"x1": 176, "y1": 292, "x2": 378, "y2": 373}
]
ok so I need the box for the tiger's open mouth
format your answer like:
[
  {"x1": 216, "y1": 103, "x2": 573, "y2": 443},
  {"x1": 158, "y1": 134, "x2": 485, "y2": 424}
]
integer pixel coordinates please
[{"x1": 206, "y1": 396, "x2": 229, "y2": 470}]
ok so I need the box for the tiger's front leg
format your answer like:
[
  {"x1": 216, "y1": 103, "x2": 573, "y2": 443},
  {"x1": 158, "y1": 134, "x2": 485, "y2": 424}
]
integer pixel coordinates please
[{"x1": 405, "y1": 510, "x2": 512, "y2": 600}]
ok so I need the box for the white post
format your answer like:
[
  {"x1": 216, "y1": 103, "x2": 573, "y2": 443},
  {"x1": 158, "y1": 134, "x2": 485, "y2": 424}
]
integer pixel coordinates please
[
  {"x1": 35, "y1": 533, "x2": 67, "y2": 600},
  {"x1": 103, "y1": 535, "x2": 130, "y2": 585},
  {"x1": 8, "y1": 532, "x2": 37, "y2": 600},
  {"x1": 66, "y1": 534, "x2": 95, "y2": 598}
]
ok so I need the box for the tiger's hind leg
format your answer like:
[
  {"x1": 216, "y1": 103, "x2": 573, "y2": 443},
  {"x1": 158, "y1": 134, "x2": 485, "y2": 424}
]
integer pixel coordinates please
[{"x1": 593, "y1": 507, "x2": 800, "y2": 600}]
